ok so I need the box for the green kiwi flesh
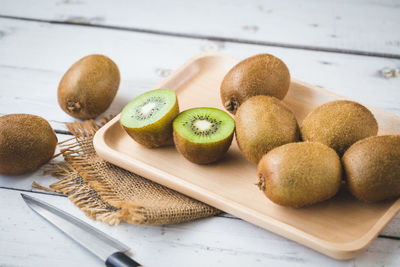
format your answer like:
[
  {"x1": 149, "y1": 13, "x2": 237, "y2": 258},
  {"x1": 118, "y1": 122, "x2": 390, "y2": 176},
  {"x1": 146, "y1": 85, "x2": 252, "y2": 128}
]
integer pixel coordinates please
[
  {"x1": 0, "y1": 114, "x2": 58, "y2": 175},
  {"x1": 220, "y1": 53, "x2": 290, "y2": 114},
  {"x1": 343, "y1": 135, "x2": 400, "y2": 202},
  {"x1": 173, "y1": 107, "x2": 235, "y2": 164},
  {"x1": 235, "y1": 95, "x2": 299, "y2": 164},
  {"x1": 120, "y1": 89, "x2": 179, "y2": 148},
  {"x1": 257, "y1": 142, "x2": 342, "y2": 208},
  {"x1": 300, "y1": 100, "x2": 378, "y2": 156},
  {"x1": 58, "y1": 54, "x2": 120, "y2": 119}
]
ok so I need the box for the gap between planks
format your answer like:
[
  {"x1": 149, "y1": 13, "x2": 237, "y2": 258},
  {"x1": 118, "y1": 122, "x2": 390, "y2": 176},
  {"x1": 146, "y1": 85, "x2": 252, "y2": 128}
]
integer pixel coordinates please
[
  {"x1": 0, "y1": 185, "x2": 399, "y2": 241},
  {"x1": 1, "y1": 12, "x2": 400, "y2": 245},
  {"x1": 0, "y1": 112, "x2": 77, "y2": 135},
  {"x1": 55, "y1": 129, "x2": 72, "y2": 135},
  {"x1": 0, "y1": 185, "x2": 64, "y2": 197},
  {"x1": 0, "y1": 14, "x2": 399, "y2": 60}
]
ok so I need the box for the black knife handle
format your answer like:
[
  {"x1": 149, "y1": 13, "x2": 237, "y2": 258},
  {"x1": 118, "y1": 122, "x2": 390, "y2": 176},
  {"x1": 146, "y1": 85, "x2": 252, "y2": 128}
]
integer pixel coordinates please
[{"x1": 105, "y1": 252, "x2": 142, "y2": 267}]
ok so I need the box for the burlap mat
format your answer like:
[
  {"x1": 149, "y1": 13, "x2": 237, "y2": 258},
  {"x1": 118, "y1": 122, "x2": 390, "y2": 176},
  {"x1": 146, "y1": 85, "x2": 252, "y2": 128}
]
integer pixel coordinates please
[{"x1": 34, "y1": 118, "x2": 220, "y2": 225}]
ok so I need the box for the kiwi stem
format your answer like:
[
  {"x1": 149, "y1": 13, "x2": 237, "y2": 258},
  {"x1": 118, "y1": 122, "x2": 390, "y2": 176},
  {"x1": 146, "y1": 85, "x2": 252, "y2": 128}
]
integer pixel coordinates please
[
  {"x1": 256, "y1": 175, "x2": 266, "y2": 191},
  {"x1": 67, "y1": 100, "x2": 82, "y2": 113},
  {"x1": 224, "y1": 98, "x2": 239, "y2": 113}
]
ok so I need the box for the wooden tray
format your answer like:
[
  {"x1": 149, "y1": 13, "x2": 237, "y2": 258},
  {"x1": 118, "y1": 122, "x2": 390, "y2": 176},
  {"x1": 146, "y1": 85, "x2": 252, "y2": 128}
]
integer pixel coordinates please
[{"x1": 93, "y1": 53, "x2": 400, "y2": 260}]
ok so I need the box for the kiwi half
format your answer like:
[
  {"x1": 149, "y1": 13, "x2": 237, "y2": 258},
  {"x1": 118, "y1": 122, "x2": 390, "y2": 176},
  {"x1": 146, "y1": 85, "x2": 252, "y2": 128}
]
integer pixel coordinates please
[
  {"x1": 173, "y1": 108, "x2": 235, "y2": 164},
  {"x1": 120, "y1": 89, "x2": 179, "y2": 148}
]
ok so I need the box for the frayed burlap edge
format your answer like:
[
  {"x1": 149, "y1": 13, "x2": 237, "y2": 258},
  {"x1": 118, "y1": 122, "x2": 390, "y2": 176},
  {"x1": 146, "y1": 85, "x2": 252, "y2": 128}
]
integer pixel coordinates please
[{"x1": 33, "y1": 117, "x2": 220, "y2": 225}]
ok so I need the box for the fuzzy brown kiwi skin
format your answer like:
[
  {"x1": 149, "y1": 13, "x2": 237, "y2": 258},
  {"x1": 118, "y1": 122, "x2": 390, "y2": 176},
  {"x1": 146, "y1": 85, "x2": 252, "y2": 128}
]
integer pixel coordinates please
[
  {"x1": 220, "y1": 54, "x2": 290, "y2": 114},
  {"x1": 235, "y1": 95, "x2": 299, "y2": 164},
  {"x1": 300, "y1": 100, "x2": 378, "y2": 156},
  {"x1": 58, "y1": 54, "x2": 120, "y2": 120},
  {"x1": 122, "y1": 98, "x2": 179, "y2": 148},
  {"x1": 257, "y1": 142, "x2": 342, "y2": 208},
  {"x1": 0, "y1": 114, "x2": 58, "y2": 175},
  {"x1": 173, "y1": 128, "x2": 234, "y2": 164},
  {"x1": 342, "y1": 135, "x2": 400, "y2": 202}
]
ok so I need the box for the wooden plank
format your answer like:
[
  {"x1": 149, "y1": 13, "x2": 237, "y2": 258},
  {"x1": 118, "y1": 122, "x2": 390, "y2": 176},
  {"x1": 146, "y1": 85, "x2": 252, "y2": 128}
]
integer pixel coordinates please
[
  {"x1": 2, "y1": 129, "x2": 400, "y2": 244},
  {"x1": 1, "y1": 2, "x2": 399, "y2": 265},
  {"x1": 1, "y1": 188, "x2": 400, "y2": 266},
  {"x1": 0, "y1": 0, "x2": 399, "y2": 56},
  {"x1": 93, "y1": 53, "x2": 400, "y2": 259},
  {"x1": 0, "y1": 18, "x2": 399, "y2": 132},
  {"x1": 1, "y1": 17, "x2": 400, "y2": 255}
]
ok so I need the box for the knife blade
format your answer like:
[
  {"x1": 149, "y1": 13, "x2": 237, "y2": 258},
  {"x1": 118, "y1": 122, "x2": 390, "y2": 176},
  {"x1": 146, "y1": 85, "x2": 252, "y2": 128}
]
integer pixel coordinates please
[{"x1": 21, "y1": 193, "x2": 142, "y2": 267}]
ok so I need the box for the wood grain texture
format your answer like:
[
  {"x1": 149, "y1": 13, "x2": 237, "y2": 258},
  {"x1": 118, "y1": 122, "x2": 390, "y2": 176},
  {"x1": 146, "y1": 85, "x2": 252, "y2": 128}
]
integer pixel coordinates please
[
  {"x1": 0, "y1": 0, "x2": 399, "y2": 56},
  {"x1": 0, "y1": 18, "x2": 399, "y2": 132},
  {"x1": 2, "y1": 188, "x2": 400, "y2": 267},
  {"x1": 1, "y1": 2, "x2": 400, "y2": 265},
  {"x1": 93, "y1": 53, "x2": 400, "y2": 260}
]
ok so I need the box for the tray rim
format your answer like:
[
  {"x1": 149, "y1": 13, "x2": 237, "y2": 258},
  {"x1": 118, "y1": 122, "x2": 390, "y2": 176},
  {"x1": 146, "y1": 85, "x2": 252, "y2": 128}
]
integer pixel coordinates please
[{"x1": 93, "y1": 52, "x2": 400, "y2": 260}]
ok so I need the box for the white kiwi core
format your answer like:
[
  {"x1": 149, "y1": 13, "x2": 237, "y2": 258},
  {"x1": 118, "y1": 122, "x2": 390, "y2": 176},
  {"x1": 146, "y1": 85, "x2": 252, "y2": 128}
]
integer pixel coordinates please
[{"x1": 194, "y1": 120, "x2": 212, "y2": 131}]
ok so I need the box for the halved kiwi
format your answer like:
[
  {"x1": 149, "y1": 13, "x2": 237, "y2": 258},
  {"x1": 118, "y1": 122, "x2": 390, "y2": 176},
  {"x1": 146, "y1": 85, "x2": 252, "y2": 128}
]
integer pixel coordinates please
[
  {"x1": 173, "y1": 107, "x2": 235, "y2": 164},
  {"x1": 120, "y1": 89, "x2": 179, "y2": 148}
]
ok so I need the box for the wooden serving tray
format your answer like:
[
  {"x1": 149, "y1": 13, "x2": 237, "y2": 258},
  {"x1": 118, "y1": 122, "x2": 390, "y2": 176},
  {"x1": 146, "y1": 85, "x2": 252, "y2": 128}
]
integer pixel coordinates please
[{"x1": 93, "y1": 53, "x2": 400, "y2": 260}]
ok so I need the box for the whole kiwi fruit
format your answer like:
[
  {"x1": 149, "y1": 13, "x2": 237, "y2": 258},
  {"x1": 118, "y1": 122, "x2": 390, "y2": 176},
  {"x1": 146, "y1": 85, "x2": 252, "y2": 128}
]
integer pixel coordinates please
[
  {"x1": 300, "y1": 100, "x2": 378, "y2": 155},
  {"x1": 58, "y1": 54, "x2": 120, "y2": 119},
  {"x1": 257, "y1": 142, "x2": 342, "y2": 208},
  {"x1": 0, "y1": 114, "x2": 58, "y2": 175},
  {"x1": 220, "y1": 53, "x2": 290, "y2": 114},
  {"x1": 343, "y1": 135, "x2": 400, "y2": 202},
  {"x1": 235, "y1": 95, "x2": 299, "y2": 164}
]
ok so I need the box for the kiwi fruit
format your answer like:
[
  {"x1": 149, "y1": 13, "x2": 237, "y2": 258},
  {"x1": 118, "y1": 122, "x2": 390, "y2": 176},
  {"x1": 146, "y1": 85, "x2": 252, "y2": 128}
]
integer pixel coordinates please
[
  {"x1": 58, "y1": 54, "x2": 120, "y2": 119},
  {"x1": 300, "y1": 100, "x2": 378, "y2": 156},
  {"x1": 0, "y1": 114, "x2": 58, "y2": 175},
  {"x1": 343, "y1": 135, "x2": 400, "y2": 202},
  {"x1": 220, "y1": 53, "x2": 290, "y2": 114},
  {"x1": 173, "y1": 107, "x2": 235, "y2": 164},
  {"x1": 257, "y1": 142, "x2": 342, "y2": 208},
  {"x1": 235, "y1": 95, "x2": 299, "y2": 164},
  {"x1": 120, "y1": 89, "x2": 179, "y2": 148}
]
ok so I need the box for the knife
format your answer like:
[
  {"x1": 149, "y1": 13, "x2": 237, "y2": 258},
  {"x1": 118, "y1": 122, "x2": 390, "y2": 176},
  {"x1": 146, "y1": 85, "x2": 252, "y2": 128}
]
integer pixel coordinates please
[{"x1": 21, "y1": 193, "x2": 142, "y2": 267}]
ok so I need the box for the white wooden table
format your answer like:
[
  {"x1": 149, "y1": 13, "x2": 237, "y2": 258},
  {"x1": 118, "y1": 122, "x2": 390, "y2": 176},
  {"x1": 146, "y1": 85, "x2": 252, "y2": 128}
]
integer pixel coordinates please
[{"x1": 1, "y1": 1, "x2": 400, "y2": 266}]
